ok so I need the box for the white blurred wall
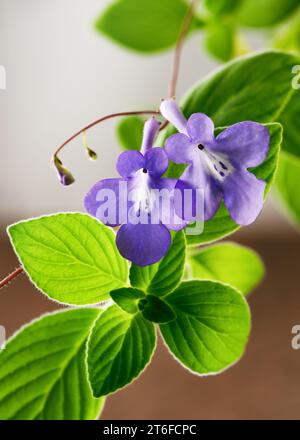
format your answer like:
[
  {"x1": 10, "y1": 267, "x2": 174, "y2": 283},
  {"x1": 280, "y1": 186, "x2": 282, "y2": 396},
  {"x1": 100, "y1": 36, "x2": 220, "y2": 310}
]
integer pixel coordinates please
[{"x1": 0, "y1": 0, "x2": 288, "y2": 235}]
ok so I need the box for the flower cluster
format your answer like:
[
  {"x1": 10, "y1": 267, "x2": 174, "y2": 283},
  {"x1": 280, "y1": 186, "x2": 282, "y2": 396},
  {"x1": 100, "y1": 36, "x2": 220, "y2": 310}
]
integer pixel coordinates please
[{"x1": 85, "y1": 99, "x2": 270, "y2": 266}]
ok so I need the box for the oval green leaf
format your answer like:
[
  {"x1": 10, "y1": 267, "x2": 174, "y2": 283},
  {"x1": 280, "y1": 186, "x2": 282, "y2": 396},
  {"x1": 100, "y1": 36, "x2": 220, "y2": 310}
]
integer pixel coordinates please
[
  {"x1": 204, "y1": 20, "x2": 235, "y2": 62},
  {"x1": 116, "y1": 116, "x2": 144, "y2": 151},
  {"x1": 189, "y1": 242, "x2": 265, "y2": 295},
  {"x1": 7, "y1": 213, "x2": 129, "y2": 305},
  {"x1": 237, "y1": 0, "x2": 300, "y2": 28},
  {"x1": 95, "y1": 0, "x2": 193, "y2": 53},
  {"x1": 110, "y1": 287, "x2": 145, "y2": 314},
  {"x1": 87, "y1": 305, "x2": 156, "y2": 397},
  {"x1": 160, "y1": 280, "x2": 251, "y2": 375},
  {"x1": 0, "y1": 309, "x2": 104, "y2": 420}
]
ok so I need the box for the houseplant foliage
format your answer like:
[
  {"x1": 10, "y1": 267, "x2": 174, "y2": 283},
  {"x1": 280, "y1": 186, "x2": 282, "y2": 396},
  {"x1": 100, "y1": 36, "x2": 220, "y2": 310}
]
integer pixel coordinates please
[{"x1": 0, "y1": 0, "x2": 299, "y2": 420}]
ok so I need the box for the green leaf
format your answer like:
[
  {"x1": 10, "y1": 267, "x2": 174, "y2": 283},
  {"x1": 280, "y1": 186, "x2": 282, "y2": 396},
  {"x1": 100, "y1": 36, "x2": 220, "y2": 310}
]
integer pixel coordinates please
[
  {"x1": 273, "y1": 8, "x2": 300, "y2": 52},
  {"x1": 278, "y1": 91, "x2": 300, "y2": 158},
  {"x1": 185, "y1": 122, "x2": 282, "y2": 246},
  {"x1": 160, "y1": 280, "x2": 251, "y2": 375},
  {"x1": 139, "y1": 295, "x2": 176, "y2": 323},
  {"x1": 95, "y1": 0, "x2": 195, "y2": 53},
  {"x1": 237, "y1": 0, "x2": 300, "y2": 28},
  {"x1": 188, "y1": 242, "x2": 265, "y2": 295},
  {"x1": 204, "y1": 0, "x2": 242, "y2": 16},
  {"x1": 182, "y1": 51, "x2": 298, "y2": 127},
  {"x1": 276, "y1": 151, "x2": 300, "y2": 227},
  {"x1": 110, "y1": 287, "x2": 145, "y2": 314},
  {"x1": 0, "y1": 309, "x2": 104, "y2": 420},
  {"x1": 130, "y1": 231, "x2": 186, "y2": 296},
  {"x1": 116, "y1": 116, "x2": 144, "y2": 151},
  {"x1": 204, "y1": 20, "x2": 235, "y2": 62},
  {"x1": 87, "y1": 305, "x2": 156, "y2": 397},
  {"x1": 7, "y1": 213, "x2": 129, "y2": 306}
]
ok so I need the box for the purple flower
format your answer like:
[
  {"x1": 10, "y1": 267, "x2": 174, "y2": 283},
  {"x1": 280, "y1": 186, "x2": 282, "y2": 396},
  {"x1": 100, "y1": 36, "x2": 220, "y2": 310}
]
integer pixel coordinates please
[
  {"x1": 160, "y1": 99, "x2": 270, "y2": 226},
  {"x1": 84, "y1": 118, "x2": 186, "y2": 266}
]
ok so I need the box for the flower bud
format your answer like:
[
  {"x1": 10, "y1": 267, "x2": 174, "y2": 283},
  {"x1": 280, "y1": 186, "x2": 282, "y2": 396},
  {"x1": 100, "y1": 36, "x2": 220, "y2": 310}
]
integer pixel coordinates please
[
  {"x1": 83, "y1": 131, "x2": 97, "y2": 161},
  {"x1": 53, "y1": 156, "x2": 75, "y2": 186},
  {"x1": 86, "y1": 147, "x2": 98, "y2": 161}
]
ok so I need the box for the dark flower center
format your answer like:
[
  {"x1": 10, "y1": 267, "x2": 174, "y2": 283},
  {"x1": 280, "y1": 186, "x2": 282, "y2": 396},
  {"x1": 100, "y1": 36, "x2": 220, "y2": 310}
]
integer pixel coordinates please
[
  {"x1": 142, "y1": 168, "x2": 148, "y2": 174},
  {"x1": 197, "y1": 144, "x2": 205, "y2": 150}
]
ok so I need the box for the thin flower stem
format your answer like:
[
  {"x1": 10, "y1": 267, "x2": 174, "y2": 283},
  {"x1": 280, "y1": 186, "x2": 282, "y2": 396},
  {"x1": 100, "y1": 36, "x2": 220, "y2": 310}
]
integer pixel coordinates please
[
  {"x1": 169, "y1": 0, "x2": 198, "y2": 98},
  {"x1": 0, "y1": 266, "x2": 24, "y2": 291},
  {"x1": 53, "y1": 110, "x2": 160, "y2": 159},
  {"x1": 159, "y1": 0, "x2": 198, "y2": 132}
]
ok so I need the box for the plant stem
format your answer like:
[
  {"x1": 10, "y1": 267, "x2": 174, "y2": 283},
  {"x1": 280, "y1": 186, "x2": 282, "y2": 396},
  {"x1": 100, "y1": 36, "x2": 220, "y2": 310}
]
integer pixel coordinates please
[
  {"x1": 53, "y1": 110, "x2": 160, "y2": 159},
  {"x1": 0, "y1": 266, "x2": 24, "y2": 290},
  {"x1": 168, "y1": 0, "x2": 198, "y2": 98},
  {"x1": 159, "y1": 0, "x2": 198, "y2": 132}
]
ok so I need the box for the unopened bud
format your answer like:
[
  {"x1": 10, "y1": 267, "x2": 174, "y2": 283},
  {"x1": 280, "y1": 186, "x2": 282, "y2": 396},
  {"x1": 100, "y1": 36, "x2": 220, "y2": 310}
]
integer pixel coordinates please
[
  {"x1": 86, "y1": 147, "x2": 98, "y2": 161},
  {"x1": 83, "y1": 131, "x2": 97, "y2": 161},
  {"x1": 53, "y1": 155, "x2": 75, "y2": 186}
]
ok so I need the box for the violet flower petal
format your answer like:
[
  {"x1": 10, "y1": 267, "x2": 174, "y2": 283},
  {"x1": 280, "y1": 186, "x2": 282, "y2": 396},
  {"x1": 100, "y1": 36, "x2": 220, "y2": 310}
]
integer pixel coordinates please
[
  {"x1": 141, "y1": 118, "x2": 160, "y2": 154},
  {"x1": 84, "y1": 178, "x2": 129, "y2": 227},
  {"x1": 116, "y1": 150, "x2": 145, "y2": 178},
  {"x1": 116, "y1": 223, "x2": 171, "y2": 266},
  {"x1": 186, "y1": 113, "x2": 215, "y2": 144},
  {"x1": 160, "y1": 99, "x2": 188, "y2": 134},
  {"x1": 175, "y1": 171, "x2": 222, "y2": 222},
  {"x1": 223, "y1": 170, "x2": 266, "y2": 226},
  {"x1": 150, "y1": 177, "x2": 188, "y2": 231},
  {"x1": 144, "y1": 147, "x2": 169, "y2": 177},
  {"x1": 165, "y1": 133, "x2": 195, "y2": 164},
  {"x1": 212, "y1": 122, "x2": 270, "y2": 169}
]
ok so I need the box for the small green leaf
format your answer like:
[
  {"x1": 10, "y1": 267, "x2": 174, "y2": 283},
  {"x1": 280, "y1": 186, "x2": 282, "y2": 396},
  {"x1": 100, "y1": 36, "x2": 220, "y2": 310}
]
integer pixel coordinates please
[
  {"x1": 0, "y1": 309, "x2": 104, "y2": 420},
  {"x1": 7, "y1": 213, "x2": 129, "y2": 305},
  {"x1": 139, "y1": 295, "x2": 176, "y2": 323},
  {"x1": 87, "y1": 305, "x2": 156, "y2": 397},
  {"x1": 116, "y1": 116, "x2": 144, "y2": 151},
  {"x1": 130, "y1": 231, "x2": 186, "y2": 296},
  {"x1": 276, "y1": 151, "x2": 300, "y2": 227},
  {"x1": 110, "y1": 287, "x2": 145, "y2": 314},
  {"x1": 273, "y1": 8, "x2": 300, "y2": 53},
  {"x1": 95, "y1": 0, "x2": 195, "y2": 53},
  {"x1": 189, "y1": 242, "x2": 265, "y2": 295},
  {"x1": 204, "y1": 0, "x2": 242, "y2": 16},
  {"x1": 185, "y1": 123, "x2": 282, "y2": 246},
  {"x1": 237, "y1": 0, "x2": 300, "y2": 28},
  {"x1": 204, "y1": 20, "x2": 235, "y2": 62},
  {"x1": 160, "y1": 280, "x2": 251, "y2": 375}
]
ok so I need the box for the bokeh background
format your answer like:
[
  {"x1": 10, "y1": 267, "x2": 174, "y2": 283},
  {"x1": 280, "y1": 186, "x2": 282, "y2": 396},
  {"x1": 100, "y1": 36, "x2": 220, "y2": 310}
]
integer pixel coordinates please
[{"x1": 1, "y1": 0, "x2": 300, "y2": 419}]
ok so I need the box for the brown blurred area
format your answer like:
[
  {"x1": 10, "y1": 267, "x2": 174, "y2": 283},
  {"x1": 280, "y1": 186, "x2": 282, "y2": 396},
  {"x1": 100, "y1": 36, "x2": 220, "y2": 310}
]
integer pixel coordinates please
[{"x1": 1, "y1": 223, "x2": 300, "y2": 420}]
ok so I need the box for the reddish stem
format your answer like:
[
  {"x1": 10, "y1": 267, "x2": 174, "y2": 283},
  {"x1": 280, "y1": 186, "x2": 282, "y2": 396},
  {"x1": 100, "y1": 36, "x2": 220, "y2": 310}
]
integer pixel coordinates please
[
  {"x1": 159, "y1": 0, "x2": 198, "y2": 132},
  {"x1": 168, "y1": 0, "x2": 198, "y2": 98},
  {"x1": 0, "y1": 266, "x2": 24, "y2": 290},
  {"x1": 54, "y1": 110, "x2": 159, "y2": 159}
]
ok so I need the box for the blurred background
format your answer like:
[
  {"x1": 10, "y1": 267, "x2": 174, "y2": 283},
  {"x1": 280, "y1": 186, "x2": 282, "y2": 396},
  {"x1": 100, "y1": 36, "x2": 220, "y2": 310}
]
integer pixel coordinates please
[{"x1": 0, "y1": 0, "x2": 300, "y2": 420}]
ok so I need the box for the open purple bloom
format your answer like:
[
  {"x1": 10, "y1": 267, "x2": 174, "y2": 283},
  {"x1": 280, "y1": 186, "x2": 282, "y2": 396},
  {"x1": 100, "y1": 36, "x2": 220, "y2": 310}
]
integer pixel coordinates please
[
  {"x1": 84, "y1": 118, "x2": 185, "y2": 266},
  {"x1": 160, "y1": 99, "x2": 270, "y2": 226}
]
